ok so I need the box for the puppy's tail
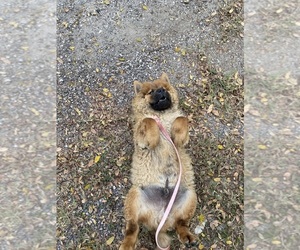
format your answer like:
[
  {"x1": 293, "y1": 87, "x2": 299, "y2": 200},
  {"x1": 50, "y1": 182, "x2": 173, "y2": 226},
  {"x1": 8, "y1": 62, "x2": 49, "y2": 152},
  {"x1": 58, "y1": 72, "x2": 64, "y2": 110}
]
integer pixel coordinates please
[{"x1": 155, "y1": 231, "x2": 171, "y2": 250}]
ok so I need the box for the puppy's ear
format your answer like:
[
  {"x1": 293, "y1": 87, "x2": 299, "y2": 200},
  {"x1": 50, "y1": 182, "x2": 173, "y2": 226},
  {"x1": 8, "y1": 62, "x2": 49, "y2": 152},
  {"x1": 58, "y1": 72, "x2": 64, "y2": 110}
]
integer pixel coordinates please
[
  {"x1": 134, "y1": 81, "x2": 143, "y2": 95},
  {"x1": 160, "y1": 72, "x2": 170, "y2": 84}
]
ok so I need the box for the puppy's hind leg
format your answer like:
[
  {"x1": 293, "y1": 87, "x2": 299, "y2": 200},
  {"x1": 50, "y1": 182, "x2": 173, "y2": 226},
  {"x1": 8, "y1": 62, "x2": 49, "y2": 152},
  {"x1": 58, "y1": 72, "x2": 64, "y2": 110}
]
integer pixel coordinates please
[
  {"x1": 174, "y1": 190, "x2": 198, "y2": 248},
  {"x1": 175, "y1": 219, "x2": 198, "y2": 248},
  {"x1": 119, "y1": 188, "x2": 141, "y2": 250},
  {"x1": 119, "y1": 220, "x2": 139, "y2": 250}
]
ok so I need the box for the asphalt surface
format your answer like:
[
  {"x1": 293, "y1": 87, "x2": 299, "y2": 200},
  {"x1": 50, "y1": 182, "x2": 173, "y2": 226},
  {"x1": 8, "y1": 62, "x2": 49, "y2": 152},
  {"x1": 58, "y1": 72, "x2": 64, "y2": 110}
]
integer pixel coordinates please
[{"x1": 57, "y1": 0, "x2": 243, "y2": 99}]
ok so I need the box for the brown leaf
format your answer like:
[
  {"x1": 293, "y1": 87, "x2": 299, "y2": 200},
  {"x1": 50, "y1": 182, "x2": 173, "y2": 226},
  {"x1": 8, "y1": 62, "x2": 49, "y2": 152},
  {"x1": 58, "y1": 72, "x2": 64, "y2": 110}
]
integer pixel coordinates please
[
  {"x1": 212, "y1": 109, "x2": 219, "y2": 116},
  {"x1": 247, "y1": 243, "x2": 257, "y2": 249},
  {"x1": 210, "y1": 220, "x2": 220, "y2": 229},
  {"x1": 244, "y1": 104, "x2": 250, "y2": 113},
  {"x1": 207, "y1": 104, "x2": 213, "y2": 113}
]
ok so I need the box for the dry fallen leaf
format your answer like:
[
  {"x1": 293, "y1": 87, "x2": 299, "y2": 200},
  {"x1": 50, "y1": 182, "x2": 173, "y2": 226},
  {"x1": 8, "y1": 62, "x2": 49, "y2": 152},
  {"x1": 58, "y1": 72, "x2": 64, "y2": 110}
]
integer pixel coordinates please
[
  {"x1": 207, "y1": 104, "x2": 213, "y2": 113},
  {"x1": 271, "y1": 240, "x2": 281, "y2": 245},
  {"x1": 198, "y1": 244, "x2": 205, "y2": 249},
  {"x1": 249, "y1": 109, "x2": 260, "y2": 116},
  {"x1": 252, "y1": 177, "x2": 262, "y2": 182},
  {"x1": 244, "y1": 104, "x2": 250, "y2": 113},
  {"x1": 210, "y1": 220, "x2": 220, "y2": 230},
  {"x1": 0, "y1": 147, "x2": 8, "y2": 152},
  {"x1": 75, "y1": 108, "x2": 81, "y2": 115},
  {"x1": 257, "y1": 144, "x2": 267, "y2": 150},
  {"x1": 246, "y1": 243, "x2": 257, "y2": 249},
  {"x1": 245, "y1": 220, "x2": 262, "y2": 229},
  {"x1": 94, "y1": 155, "x2": 101, "y2": 163},
  {"x1": 62, "y1": 21, "x2": 68, "y2": 28},
  {"x1": 106, "y1": 235, "x2": 115, "y2": 245},
  {"x1": 212, "y1": 109, "x2": 219, "y2": 116},
  {"x1": 30, "y1": 108, "x2": 40, "y2": 116},
  {"x1": 285, "y1": 71, "x2": 291, "y2": 79},
  {"x1": 198, "y1": 214, "x2": 206, "y2": 223},
  {"x1": 9, "y1": 21, "x2": 19, "y2": 28},
  {"x1": 174, "y1": 46, "x2": 181, "y2": 53},
  {"x1": 116, "y1": 156, "x2": 126, "y2": 167}
]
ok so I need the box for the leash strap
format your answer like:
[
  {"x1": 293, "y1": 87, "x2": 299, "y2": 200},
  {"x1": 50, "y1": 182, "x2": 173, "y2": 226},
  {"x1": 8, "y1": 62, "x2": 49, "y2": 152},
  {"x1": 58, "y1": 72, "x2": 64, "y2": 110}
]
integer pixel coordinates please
[{"x1": 152, "y1": 116, "x2": 183, "y2": 250}]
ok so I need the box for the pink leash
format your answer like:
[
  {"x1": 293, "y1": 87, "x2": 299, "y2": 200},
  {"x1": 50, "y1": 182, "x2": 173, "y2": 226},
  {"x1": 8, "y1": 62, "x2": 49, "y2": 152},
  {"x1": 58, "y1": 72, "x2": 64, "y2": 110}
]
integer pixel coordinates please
[{"x1": 152, "y1": 116, "x2": 183, "y2": 250}]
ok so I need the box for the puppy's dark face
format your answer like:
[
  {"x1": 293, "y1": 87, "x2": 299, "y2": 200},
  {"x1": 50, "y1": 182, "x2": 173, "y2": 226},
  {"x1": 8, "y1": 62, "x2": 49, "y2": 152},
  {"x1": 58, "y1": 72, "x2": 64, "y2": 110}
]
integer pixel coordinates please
[
  {"x1": 133, "y1": 73, "x2": 179, "y2": 113},
  {"x1": 149, "y1": 87, "x2": 172, "y2": 111}
]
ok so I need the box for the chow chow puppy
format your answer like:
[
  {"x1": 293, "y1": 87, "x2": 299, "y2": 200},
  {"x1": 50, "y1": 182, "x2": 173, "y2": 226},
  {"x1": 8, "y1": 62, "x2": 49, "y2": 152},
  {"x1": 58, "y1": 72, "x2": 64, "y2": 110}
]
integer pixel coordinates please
[{"x1": 120, "y1": 73, "x2": 197, "y2": 249}]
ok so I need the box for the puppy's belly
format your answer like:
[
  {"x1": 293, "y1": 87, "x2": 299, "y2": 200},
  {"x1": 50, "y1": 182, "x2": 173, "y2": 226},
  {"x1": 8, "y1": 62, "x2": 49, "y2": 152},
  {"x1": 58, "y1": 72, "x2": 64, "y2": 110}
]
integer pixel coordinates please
[{"x1": 139, "y1": 185, "x2": 187, "y2": 229}]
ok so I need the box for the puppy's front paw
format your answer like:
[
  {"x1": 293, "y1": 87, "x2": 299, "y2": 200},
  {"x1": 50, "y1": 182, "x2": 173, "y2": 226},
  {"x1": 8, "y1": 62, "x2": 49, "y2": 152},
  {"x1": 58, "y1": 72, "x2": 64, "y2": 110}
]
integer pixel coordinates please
[
  {"x1": 136, "y1": 118, "x2": 160, "y2": 149},
  {"x1": 171, "y1": 116, "x2": 189, "y2": 147}
]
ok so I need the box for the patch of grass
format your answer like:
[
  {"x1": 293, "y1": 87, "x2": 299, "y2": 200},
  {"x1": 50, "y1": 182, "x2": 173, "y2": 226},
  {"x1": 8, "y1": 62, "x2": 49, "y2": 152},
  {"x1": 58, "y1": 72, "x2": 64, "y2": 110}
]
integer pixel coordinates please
[
  {"x1": 188, "y1": 130, "x2": 243, "y2": 249},
  {"x1": 177, "y1": 57, "x2": 244, "y2": 249},
  {"x1": 192, "y1": 135, "x2": 243, "y2": 249},
  {"x1": 216, "y1": 0, "x2": 243, "y2": 42},
  {"x1": 181, "y1": 54, "x2": 243, "y2": 124}
]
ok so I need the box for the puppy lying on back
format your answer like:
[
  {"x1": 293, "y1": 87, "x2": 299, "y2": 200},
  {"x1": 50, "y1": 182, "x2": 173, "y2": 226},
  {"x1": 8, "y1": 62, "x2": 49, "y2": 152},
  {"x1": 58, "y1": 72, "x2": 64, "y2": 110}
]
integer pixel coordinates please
[{"x1": 120, "y1": 73, "x2": 197, "y2": 249}]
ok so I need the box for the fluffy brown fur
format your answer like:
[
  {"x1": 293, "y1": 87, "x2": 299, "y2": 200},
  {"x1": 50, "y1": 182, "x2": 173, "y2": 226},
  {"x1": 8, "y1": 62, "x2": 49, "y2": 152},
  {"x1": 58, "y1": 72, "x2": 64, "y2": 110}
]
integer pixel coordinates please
[{"x1": 119, "y1": 73, "x2": 197, "y2": 250}]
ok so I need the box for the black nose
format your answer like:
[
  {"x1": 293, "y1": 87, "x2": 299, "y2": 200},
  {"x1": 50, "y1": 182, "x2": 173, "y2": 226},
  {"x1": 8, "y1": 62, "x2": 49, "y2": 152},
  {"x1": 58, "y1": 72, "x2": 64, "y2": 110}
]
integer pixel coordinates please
[
  {"x1": 150, "y1": 88, "x2": 171, "y2": 111},
  {"x1": 157, "y1": 88, "x2": 165, "y2": 94},
  {"x1": 156, "y1": 88, "x2": 166, "y2": 99}
]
